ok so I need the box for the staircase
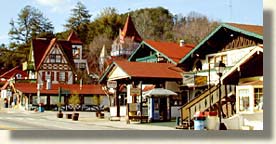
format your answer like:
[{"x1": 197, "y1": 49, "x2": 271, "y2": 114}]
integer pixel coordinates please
[{"x1": 180, "y1": 84, "x2": 235, "y2": 121}]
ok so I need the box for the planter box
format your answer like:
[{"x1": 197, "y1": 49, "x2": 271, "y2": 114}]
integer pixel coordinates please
[
  {"x1": 57, "y1": 113, "x2": 63, "y2": 118},
  {"x1": 72, "y1": 113, "x2": 79, "y2": 121},
  {"x1": 66, "y1": 114, "x2": 72, "y2": 119}
]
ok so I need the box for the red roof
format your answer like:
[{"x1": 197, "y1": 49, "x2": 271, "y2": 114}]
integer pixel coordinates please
[
  {"x1": 114, "y1": 60, "x2": 183, "y2": 79},
  {"x1": 14, "y1": 83, "x2": 105, "y2": 95},
  {"x1": 143, "y1": 85, "x2": 155, "y2": 92},
  {"x1": 144, "y1": 40, "x2": 195, "y2": 63},
  {"x1": 0, "y1": 66, "x2": 28, "y2": 80},
  {"x1": 32, "y1": 38, "x2": 52, "y2": 69},
  {"x1": 37, "y1": 38, "x2": 57, "y2": 69},
  {"x1": 227, "y1": 23, "x2": 263, "y2": 36},
  {"x1": 67, "y1": 31, "x2": 82, "y2": 44},
  {"x1": 120, "y1": 15, "x2": 142, "y2": 43}
]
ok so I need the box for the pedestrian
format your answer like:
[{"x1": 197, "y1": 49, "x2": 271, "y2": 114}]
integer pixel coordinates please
[{"x1": 4, "y1": 98, "x2": 8, "y2": 108}]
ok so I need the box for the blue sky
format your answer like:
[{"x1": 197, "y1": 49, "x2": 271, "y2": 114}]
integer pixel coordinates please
[{"x1": 0, "y1": 0, "x2": 263, "y2": 45}]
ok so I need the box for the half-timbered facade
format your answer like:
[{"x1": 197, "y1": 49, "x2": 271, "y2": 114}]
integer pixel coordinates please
[{"x1": 26, "y1": 38, "x2": 75, "y2": 85}]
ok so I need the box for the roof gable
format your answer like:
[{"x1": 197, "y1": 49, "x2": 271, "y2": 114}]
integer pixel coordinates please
[
  {"x1": 37, "y1": 38, "x2": 57, "y2": 69},
  {"x1": 128, "y1": 40, "x2": 195, "y2": 64},
  {"x1": 221, "y1": 46, "x2": 263, "y2": 84},
  {"x1": 32, "y1": 38, "x2": 75, "y2": 71},
  {"x1": 0, "y1": 65, "x2": 28, "y2": 80},
  {"x1": 67, "y1": 31, "x2": 82, "y2": 44},
  {"x1": 32, "y1": 38, "x2": 52, "y2": 69},
  {"x1": 179, "y1": 23, "x2": 263, "y2": 64},
  {"x1": 120, "y1": 15, "x2": 142, "y2": 43}
]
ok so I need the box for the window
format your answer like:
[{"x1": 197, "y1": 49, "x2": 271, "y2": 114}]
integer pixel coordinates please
[
  {"x1": 254, "y1": 88, "x2": 263, "y2": 110},
  {"x1": 49, "y1": 54, "x2": 61, "y2": 63},
  {"x1": 239, "y1": 89, "x2": 250, "y2": 112},
  {"x1": 56, "y1": 55, "x2": 61, "y2": 63},
  {"x1": 50, "y1": 54, "x2": 55, "y2": 63},
  {"x1": 80, "y1": 63, "x2": 86, "y2": 70},
  {"x1": 59, "y1": 72, "x2": 65, "y2": 82},
  {"x1": 72, "y1": 46, "x2": 80, "y2": 59},
  {"x1": 45, "y1": 72, "x2": 51, "y2": 80},
  {"x1": 208, "y1": 55, "x2": 227, "y2": 68},
  {"x1": 16, "y1": 74, "x2": 22, "y2": 79}
]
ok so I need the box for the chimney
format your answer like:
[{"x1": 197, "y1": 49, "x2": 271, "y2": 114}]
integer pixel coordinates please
[{"x1": 180, "y1": 40, "x2": 185, "y2": 47}]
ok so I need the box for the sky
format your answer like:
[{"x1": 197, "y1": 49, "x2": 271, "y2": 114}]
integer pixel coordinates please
[{"x1": 0, "y1": 0, "x2": 263, "y2": 45}]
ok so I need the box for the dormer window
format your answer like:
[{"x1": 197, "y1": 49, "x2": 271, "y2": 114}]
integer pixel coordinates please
[{"x1": 16, "y1": 74, "x2": 22, "y2": 79}]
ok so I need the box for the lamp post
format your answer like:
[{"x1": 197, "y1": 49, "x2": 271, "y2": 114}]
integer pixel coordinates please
[{"x1": 215, "y1": 60, "x2": 226, "y2": 130}]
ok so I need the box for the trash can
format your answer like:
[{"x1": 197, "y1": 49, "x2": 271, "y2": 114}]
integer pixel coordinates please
[
  {"x1": 176, "y1": 117, "x2": 181, "y2": 126},
  {"x1": 38, "y1": 103, "x2": 44, "y2": 112},
  {"x1": 206, "y1": 111, "x2": 219, "y2": 130},
  {"x1": 194, "y1": 112, "x2": 206, "y2": 130},
  {"x1": 38, "y1": 106, "x2": 44, "y2": 112}
]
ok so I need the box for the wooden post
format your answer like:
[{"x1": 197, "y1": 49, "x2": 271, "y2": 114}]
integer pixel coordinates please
[
  {"x1": 116, "y1": 82, "x2": 120, "y2": 118},
  {"x1": 140, "y1": 81, "x2": 143, "y2": 123}
]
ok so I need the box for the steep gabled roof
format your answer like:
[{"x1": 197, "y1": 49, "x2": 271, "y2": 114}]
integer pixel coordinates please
[
  {"x1": 32, "y1": 38, "x2": 75, "y2": 71},
  {"x1": 58, "y1": 40, "x2": 75, "y2": 70},
  {"x1": 14, "y1": 83, "x2": 105, "y2": 95},
  {"x1": 129, "y1": 40, "x2": 195, "y2": 64},
  {"x1": 99, "y1": 60, "x2": 183, "y2": 83},
  {"x1": 179, "y1": 23, "x2": 263, "y2": 64},
  {"x1": 67, "y1": 30, "x2": 82, "y2": 44},
  {"x1": 120, "y1": 15, "x2": 142, "y2": 43},
  {"x1": 32, "y1": 38, "x2": 52, "y2": 69},
  {"x1": 37, "y1": 38, "x2": 57, "y2": 69}
]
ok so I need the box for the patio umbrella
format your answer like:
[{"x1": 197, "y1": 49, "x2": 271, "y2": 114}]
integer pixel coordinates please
[{"x1": 143, "y1": 88, "x2": 177, "y2": 97}]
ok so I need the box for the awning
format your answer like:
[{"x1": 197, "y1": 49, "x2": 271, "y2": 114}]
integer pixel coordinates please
[{"x1": 143, "y1": 88, "x2": 177, "y2": 97}]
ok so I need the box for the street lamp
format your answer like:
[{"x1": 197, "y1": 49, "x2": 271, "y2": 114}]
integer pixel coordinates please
[{"x1": 215, "y1": 60, "x2": 227, "y2": 130}]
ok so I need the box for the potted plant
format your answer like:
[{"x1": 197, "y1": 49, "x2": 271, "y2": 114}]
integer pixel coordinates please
[
  {"x1": 57, "y1": 102, "x2": 63, "y2": 118},
  {"x1": 68, "y1": 92, "x2": 81, "y2": 121}
]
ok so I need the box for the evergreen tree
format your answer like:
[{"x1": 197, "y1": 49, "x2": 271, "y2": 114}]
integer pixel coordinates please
[
  {"x1": 64, "y1": 1, "x2": 91, "y2": 30},
  {"x1": 64, "y1": 1, "x2": 91, "y2": 44},
  {"x1": 9, "y1": 5, "x2": 54, "y2": 45}
]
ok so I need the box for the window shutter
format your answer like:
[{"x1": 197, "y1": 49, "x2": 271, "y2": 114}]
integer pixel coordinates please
[
  {"x1": 51, "y1": 72, "x2": 54, "y2": 81},
  {"x1": 57, "y1": 72, "x2": 60, "y2": 82},
  {"x1": 42, "y1": 72, "x2": 45, "y2": 82},
  {"x1": 65, "y1": 72, "x2": 68, "y2": 82}
]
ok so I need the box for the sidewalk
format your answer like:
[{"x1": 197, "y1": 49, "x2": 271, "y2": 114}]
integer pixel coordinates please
[{"x1": 1, "y1": 108, "x2": 178, "y2": 130}]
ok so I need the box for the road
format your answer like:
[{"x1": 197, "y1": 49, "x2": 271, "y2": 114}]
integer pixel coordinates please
[
  {"x1": 0, "y1": 111, "x2": 124, "y2": 130},
  {"x1": 0, "y1": 109, "x2": 176, "y2": 130}
]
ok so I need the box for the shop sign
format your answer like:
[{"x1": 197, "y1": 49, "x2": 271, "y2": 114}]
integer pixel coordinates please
[
  {"x1": 130, "y1": 88, "x2": 140, "y2": 97},
  {"x1": 107, "y1": 81, "x2": 117, "y2": 88},
  {"x1": 195, "y1": 76, "x2": 207, "y2": 86}
]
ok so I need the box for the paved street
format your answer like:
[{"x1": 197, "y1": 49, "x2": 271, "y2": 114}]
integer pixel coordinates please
[{"x1": 0, "y1": 108, "x2": 177, "y2": 130}]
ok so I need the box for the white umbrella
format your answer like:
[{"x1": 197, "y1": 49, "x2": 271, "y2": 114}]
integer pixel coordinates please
[{"x1": 143, "y1": 88, "x2": 177, "y2": 97}]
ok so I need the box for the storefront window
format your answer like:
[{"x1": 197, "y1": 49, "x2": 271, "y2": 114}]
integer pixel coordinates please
[
  {"x1": 254, "y1": 88, "x2": 263, "y2": 111},
  {"x1": 50, "y1": 96, "x2": 64, "y2": 105},
  {"x1": 239, "y1": 89, "x2": 250, "y2": 112}
]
